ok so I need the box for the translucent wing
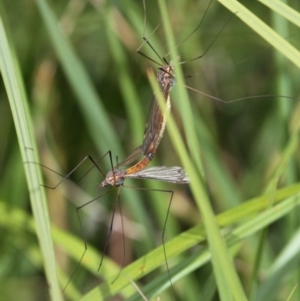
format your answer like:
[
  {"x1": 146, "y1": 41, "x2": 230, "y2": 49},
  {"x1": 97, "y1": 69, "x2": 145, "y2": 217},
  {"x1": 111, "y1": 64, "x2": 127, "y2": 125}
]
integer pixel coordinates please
[
  {"x1": 124, "y1": 166, "x2": 189, "y2": 184},
  {"x1": 140, "y1": 65, "x2": 174, "y2": 156},
  {"x1": 117, "y1": 146, "x2": 143, "y2": 168}
]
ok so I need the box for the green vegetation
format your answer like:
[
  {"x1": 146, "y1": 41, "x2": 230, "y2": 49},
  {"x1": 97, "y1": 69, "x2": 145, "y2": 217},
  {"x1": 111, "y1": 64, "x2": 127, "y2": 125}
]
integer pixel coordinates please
[{"x1": 0, "y1": 0, "x2": 300, "y2": 300}]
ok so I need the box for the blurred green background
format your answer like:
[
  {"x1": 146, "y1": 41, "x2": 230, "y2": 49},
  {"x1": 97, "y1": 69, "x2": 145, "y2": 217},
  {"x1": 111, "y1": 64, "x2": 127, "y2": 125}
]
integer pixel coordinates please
[{"x1": 1, "y1": 0, "x2": 300, "y2": 300}]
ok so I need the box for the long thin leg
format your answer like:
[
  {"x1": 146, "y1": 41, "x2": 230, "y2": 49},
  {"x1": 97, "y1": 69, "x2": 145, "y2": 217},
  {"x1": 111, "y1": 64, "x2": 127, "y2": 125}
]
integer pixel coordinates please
[
  {"x1": 97, "y1": 187, "x2": 121, "y2": 272},
  {"x1": 26, "y1": 152, "x2": 111, "y2": 189},
  {"x1": 27, "y1": 150, "x2": 116, "y2": 291},
  {"x1": 123, "y1": 184, "x2": 177, "y2": 299},
  {"x1": 110, "y1": 187, "x2": 126, "y2": 283},
  {"x1": 63, "y1": 186, "x2": 116, "y2": 291}
]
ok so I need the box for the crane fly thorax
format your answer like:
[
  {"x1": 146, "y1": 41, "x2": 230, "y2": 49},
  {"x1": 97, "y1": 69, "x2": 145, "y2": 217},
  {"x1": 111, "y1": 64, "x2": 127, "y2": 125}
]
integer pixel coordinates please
[
  {"x1": 99, "y1": 169, "x2": 125, "y2": 188},
  {"x1": 158, "y1": 65, "x2": 175, "y2": 90}
]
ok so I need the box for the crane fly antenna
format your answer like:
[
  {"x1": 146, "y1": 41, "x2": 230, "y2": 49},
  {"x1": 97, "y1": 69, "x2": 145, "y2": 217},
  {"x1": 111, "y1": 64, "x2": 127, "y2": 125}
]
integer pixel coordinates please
[
  {"x1": 137, "y1": 23, "x2": 165, "y2": 66},
  {"x1": 164, "y1": 0, "x2": 214, "y2": 59},
  {"x1": 138, "y1": 0, "x2": 169, "y2": 66}
]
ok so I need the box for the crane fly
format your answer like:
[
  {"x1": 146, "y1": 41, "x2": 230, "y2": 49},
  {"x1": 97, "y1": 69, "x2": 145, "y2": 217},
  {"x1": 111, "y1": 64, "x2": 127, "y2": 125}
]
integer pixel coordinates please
[
  {"x1": 83, "y1": 63, "x2": 185, "y2": 287},
  {"x1": 35, "y1": 60, "x2": 186, "y2": 294}
]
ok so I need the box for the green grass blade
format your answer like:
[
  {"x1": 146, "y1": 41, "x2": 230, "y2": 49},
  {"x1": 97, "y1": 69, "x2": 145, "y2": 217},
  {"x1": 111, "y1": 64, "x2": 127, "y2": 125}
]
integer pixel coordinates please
[
  {"x1": 34, "y1": 0, "x2": 121, "y2": 159},
  {"x1": 0, "y1": 8, "x2": 63, "y2": 301},
  {"x1": 257, "y1": 228, "x2": 300, "y2": 301},
  {"x1": 259, "y1": 0, "x2": 300, "y2": 27},
  {"x1": 218, "y1": 0, "x2": 300, "y2": 68},
  {"x1": 156, "y1": 1, "x2": 248, "y2": 300}
]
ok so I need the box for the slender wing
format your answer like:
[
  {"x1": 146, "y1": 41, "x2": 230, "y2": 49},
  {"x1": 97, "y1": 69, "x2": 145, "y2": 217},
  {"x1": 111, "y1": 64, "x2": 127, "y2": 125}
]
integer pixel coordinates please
[
  {"x1": 124, "y1": 166, "x2": 189, "y2": 184},
  {"x1": 140, "y1": 65, "x2": 175, "y2": 156},
  {"x1": 118, "y1": 146, "x2": 144, "y2": 168}
]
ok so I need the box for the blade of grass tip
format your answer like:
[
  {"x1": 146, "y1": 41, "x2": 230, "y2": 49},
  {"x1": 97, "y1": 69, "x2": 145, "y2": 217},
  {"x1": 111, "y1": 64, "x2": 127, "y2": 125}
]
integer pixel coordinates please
[
  {"x1": 0, "y1": 10, "x2": 63, "y2": 301},
  {"x1": 156, "y1": 1, "x2": 248, "y2": 300},
  {"x1": 147, "y1": 67, "x2": 246, "y2": 301},
  {"x1": 259, "y1": 0, "x2": 300, "y2": 27},
  {"x1": 287, "y1": 284, "x2": 299, "y2": 301},
  {"x1": 218, "y1": 0, "x2": 300, "y2": 69}
]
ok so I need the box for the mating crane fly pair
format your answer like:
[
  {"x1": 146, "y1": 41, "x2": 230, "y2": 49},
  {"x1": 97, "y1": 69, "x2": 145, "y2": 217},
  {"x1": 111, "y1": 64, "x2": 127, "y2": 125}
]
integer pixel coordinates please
[
  {"x1": 41, "y1": 25, "x2": 190, "y2": 294},
  {"x1": 39, "y1": 46, "x2": 187, "y2": 292},
  {"x1": 101, "y1": 63, "x2": 188, "y2": 188},
  {"x1": 36, "y1": 0, "x2": 290, "y2": 296},
  {"x1": 38, "y1": 1, "x2": 195, "y2": 292},
  {"x1": 101, "y1": 0, "x2": 227, "y2": 187}
]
